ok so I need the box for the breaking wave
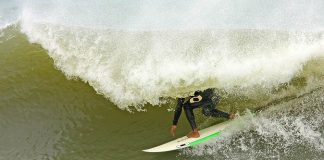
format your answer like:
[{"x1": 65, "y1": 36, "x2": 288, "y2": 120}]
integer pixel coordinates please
[{"x1": 1, "y1": 0, "x2": 324, "y2": 110}]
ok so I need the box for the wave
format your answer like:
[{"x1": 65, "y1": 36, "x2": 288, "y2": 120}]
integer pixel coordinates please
[
  {"x1": 20, "y1": 23, "x2": 324, "y2": 109},
  {"x1": 180, "y1": 87, "x2": 324, "y2": 159},
  {"x1": 2, "y1": 0, "x2": 324, "y2": 109}
]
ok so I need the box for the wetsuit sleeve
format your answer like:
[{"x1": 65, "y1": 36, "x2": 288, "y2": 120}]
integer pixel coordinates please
[{"x1": 172, "y1": 98, "x2": 184, "y2": 125}]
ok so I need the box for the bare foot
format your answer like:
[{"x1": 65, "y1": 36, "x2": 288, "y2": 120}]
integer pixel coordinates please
[
  {"x1": 187, "y1": 129, "x2": 200, "y2": 138},
  {"x1": 229, "y1": 113, "x2": 236, "y2": 120}
]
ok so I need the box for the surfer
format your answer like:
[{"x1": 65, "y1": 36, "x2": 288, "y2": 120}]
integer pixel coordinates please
[{"x1": 170, "y1": 88, "x2": 235, "y2": 138}]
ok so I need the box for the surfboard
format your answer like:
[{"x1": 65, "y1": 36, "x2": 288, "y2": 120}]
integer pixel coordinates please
[{"x1": 143, "y1": 120, "x2": 231, "y2": 152}]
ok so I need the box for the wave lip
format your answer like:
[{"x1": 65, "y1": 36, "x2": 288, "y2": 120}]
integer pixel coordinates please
[
  {"x1": 20, "y1": 19, "x2": 324, "y2": 109},
  {"x1": 10, "y1": 0, "x2": 324, "y2": 109}
]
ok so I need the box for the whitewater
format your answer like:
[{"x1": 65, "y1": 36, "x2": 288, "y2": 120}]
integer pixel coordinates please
[
  {"x1": 1, "y1": 0, "x2": 324, "y2": 159},
  {"x1": 2, "y1": 0, "x2": 323, "y2": 109}
]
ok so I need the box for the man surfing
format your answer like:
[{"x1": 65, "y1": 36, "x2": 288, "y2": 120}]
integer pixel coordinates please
[{"x1": 170, "y1": 88, "x2": 235, "y2": 138}]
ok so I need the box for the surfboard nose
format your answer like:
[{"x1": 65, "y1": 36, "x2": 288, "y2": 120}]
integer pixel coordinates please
[
  {"x1": 142, "y1": 148, "x2": 157, "y2": 152},
  {"x1": 142, "y1": 147, "x2": 172, "y2": 152},
  {"x1": 143, "y1": 145, "x2": 177, "y2": 152},
  {"x1": 142, "y1": 121, "x2": 231, "y2": 153}
]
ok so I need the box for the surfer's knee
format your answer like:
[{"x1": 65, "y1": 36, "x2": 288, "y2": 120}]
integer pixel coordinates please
[{"x1": 202, "y1": 109, "x2": 212, "y2": 117}]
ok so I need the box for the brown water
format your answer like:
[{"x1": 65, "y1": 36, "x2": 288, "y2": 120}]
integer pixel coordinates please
[
  {"x1": 0, "y1": 27, "x2": 195, "y2": 160},
  {"x1": 1, "y1": 26, "x2": 324, "y2": 160}
]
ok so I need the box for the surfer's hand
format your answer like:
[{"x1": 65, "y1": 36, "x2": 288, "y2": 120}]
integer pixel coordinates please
[{"x1": 170, "y1": 125, "x2": 177, "y2": 137}]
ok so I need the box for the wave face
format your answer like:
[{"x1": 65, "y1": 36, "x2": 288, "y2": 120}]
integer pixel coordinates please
[
  {"x1": 1, "y1": 1, "x2": 324, "y2": 159},
  {"x1": 1, "y1": 0, "x2": 324, "y2": 109},
  {"x1": 180, "y1": 87, "x2": 324, "y2": 159}
]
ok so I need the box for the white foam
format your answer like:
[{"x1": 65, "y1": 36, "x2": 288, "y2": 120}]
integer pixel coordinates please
[
  {"x1": 16, "y1": 0, "x2": 324, "y2": 109},
  {"x1": 181, "y1": 90, "x2": 324, "y2": 158}
]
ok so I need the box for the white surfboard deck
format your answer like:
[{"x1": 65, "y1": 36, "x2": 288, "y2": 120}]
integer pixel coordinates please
[{"x1": 143, "y1": 120, "x2": 231, "y2": 152}]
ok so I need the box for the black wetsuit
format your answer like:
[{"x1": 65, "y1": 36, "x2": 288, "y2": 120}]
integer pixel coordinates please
[{"x1": 172, "y1": 88, "x2": 230, "y2": 130}]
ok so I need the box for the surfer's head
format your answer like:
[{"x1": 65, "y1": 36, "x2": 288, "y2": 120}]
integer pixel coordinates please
[{"x1": 194, "y1": 90, "x2": 202, "y2": 96}]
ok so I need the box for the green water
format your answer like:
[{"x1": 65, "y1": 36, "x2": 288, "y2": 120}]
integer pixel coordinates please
[
  {"x1": 1, "y1": 26, "x2": 324, "y2": 160},
  {"x1": 0, "y1": 27, "x2": 194, "y2": 160}
]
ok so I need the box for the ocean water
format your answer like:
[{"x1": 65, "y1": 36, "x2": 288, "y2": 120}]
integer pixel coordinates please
[{"x1": 1, "y1": 1, "x2": 324, "y2": 160}]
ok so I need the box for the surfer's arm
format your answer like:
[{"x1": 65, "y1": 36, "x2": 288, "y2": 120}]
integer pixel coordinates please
[{"x1": 172, "y1": 98, "x2": 184, "y2": 125}]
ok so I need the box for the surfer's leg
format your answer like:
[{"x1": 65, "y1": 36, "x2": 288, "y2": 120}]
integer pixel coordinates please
[
  {"x1": 202, "y1": 97, "x2": 230, "y2": 119},
  {"x1": 183, "y1": 105, "x2": 200, "y2": 138},
  {"x1": 202, "y1": 107, "x2": 230, "y2": 119},
  {"x1": 183, "y1": 105, "x2": 197, "y2": 130}
]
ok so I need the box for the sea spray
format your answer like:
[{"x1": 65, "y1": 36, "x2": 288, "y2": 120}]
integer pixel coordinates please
[
  {"x1": 1, "y1": 0, "x2": 324, "y2": 109},
  {"x1": 20, "y1": 22, "x2": 324, "y2": 109},
  {"x1": 0, "y1": 1, "x2": 324, "y2": 159},
  {"x1": 180, "y1": 88, "x2": 324, "y2": 159}
]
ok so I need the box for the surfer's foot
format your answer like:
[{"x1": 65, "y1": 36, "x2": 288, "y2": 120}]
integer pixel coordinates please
[
  {"x1": 229, "y1": 113, "x2": 236, "y2": 120},
  {"x1": 187, "y1": 129, "x2": 200, "y2": 138}
]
